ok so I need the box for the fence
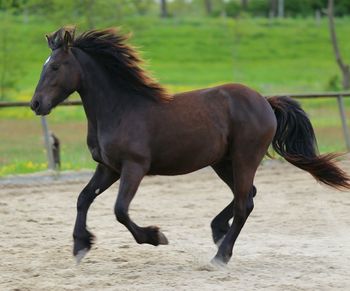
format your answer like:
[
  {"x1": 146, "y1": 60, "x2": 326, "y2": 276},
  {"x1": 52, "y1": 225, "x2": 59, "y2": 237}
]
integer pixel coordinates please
[{"x1": 1, "y1": 92, "x2": 350, "y2": 170}]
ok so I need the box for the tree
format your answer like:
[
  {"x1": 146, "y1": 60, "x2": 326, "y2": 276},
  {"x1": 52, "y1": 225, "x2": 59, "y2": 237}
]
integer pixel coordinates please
[
  {"x1": 241, "y1": 0, "x2": 248, "y2": 10},
  {"x1": 132, "y1": 0, "x2": 154, "y2": 15},
  {"x1": 204, "y1": 0, "x2": 212, "y2": 15},
  {"x1": 269, "y1": 0, "x2": 277, "y2": 17},
  {"x1": 0, "y1": 3, "x2": 23, "y2": 100},
  {"x1": 160, "y1": 0, "x2": 169, "y2": 17},
  {"x1": 328, "y1": 0, "x2": 349, "y2": 89}
]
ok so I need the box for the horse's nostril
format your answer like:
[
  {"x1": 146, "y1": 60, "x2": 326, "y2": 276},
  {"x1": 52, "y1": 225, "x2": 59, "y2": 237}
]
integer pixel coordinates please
[{"x1": 31, "y1": 100, "x2": 40, "y2": 111}]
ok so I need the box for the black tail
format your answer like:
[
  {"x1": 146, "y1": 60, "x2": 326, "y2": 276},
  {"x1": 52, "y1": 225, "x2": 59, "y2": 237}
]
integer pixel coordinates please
[{"x1": 268, "y1": 96, "x2": 350, "y2": 190}]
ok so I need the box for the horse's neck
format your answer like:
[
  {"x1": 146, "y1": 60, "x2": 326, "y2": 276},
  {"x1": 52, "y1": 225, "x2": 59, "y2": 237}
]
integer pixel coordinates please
[
  {"x1": 78, "y1": 73, "x2": 117, "y2": 120},
  {"x1": 74, "y1": 49, "x2": 125, "y2": 123},
  {"x1": 74, "y1": 48, "x2": 152, "y2": 131}
]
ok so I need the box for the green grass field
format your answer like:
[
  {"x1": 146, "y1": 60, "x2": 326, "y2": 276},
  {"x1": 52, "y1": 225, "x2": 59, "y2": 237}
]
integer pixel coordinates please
[{"x1": 0, "y1": 16, "x2": 349, "y2": 176}]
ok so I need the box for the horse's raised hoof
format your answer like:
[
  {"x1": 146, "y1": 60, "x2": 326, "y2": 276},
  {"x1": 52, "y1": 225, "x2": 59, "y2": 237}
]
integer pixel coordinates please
[{"x1": 144, "y1": 226, "x2": 168, "y2": 246}]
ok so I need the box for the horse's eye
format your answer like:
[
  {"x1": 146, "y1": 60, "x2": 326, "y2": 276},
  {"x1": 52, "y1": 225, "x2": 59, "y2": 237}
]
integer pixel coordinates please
[{"x1": 51, "y1": 64, "x2": 60, "y2": 71}]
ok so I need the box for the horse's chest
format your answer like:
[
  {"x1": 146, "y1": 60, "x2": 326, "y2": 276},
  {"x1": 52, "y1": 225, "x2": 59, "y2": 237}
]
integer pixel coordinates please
[
  {"x1": 88, "y1": 143, "x2": 123, "y2": 171},
  {"x1": 88, "y1": 133, "x2": 145, "y2": 169},
  {"x1": 89, "y1": 146, "x2": 102, "y2": 162},
  {"x1": 87, "y1": 133, "x2": 117, "y2": 164},
  {"x1": 86, "y1": 120, "x2": 150, "y2": 170}
]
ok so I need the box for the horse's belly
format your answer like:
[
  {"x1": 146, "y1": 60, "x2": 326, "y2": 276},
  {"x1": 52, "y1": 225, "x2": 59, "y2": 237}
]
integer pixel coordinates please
[{"x1": 148, "y1": 138, "x2": 228, "y2": 175}]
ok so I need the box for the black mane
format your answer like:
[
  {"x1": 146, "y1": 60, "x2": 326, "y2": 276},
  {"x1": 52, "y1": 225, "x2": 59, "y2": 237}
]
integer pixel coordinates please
[{"x1": 72, "y1": 28, "x2": 171, "y2": 102}]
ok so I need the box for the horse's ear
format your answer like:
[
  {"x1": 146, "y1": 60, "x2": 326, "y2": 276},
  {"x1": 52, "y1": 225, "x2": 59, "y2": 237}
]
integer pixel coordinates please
[
  {"x1": 63, "y1": 31, "x2": 72, "y2": 51},
  {"x1": 46, "y1": 28, "x2": 64, "y2": 50},
  {"x1": 45, "y1": 34, "x2": 56, "y2": 50},
  {"x1": 63, "y1": 26, "x2": 75, "y2": 51},
  {"x1": 45, "y1": 34, "x2": 50, "y2": 47},
  {"x1": 46, "y1": 26, "x2": 75, "y2": 51}
]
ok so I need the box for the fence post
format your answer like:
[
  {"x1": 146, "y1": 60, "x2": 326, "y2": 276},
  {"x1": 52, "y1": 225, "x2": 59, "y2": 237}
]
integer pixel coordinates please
[
  {"x1": 336, "y1": 95, "x2": 350, "y2": 151},
  {"x1": 40, "y1": 116, "x2": 55, "y2": 170}
]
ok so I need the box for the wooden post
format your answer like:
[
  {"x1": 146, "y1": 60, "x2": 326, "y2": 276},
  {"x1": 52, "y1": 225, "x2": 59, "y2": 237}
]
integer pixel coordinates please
[
  {"x1": 40, "y1": 116, "x2": 55, "y2": 170},
  {"x1": 337, "y1": 95, "x2": 350, "y2": 151}
]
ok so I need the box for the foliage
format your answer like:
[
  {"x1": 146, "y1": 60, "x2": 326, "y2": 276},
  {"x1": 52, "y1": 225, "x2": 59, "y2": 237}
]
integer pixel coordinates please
[
  {"x1": 1, "y1": 0, "x2": 350, "y2": 19},
  {"x1": 0, "y1": 3, "x2": 24, "y2": 100},
  {"x1": 223, "y1": 0, "x2": 350, "y2": 17},
  {"x1": 325, "y1": 75, "x2": 341, "y2": 91}
]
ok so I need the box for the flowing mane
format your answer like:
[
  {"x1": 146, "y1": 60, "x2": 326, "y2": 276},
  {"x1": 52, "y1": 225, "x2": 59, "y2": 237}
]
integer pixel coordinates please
[{"x1": 72, "y1": 28, "x2": 172, "y2": 102}]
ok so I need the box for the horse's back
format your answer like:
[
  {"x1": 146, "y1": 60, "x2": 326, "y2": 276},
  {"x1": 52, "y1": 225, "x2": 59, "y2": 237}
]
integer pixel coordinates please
[{"x1": 174, "y1": 83, "x2": 276, "y2": 138}]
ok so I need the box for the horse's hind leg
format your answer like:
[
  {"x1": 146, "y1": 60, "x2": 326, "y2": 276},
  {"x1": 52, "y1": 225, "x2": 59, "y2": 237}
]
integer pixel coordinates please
[
  {"x1": 114, "y1": 161, "x2": 168, "y2": 246},
  {"x1": 211, "y1": 161, "x2": 256, "y2": 246},
  {"x1": 212, "y1": 141, "x2": 268, "y2": 265},
  {"x1": 73, "y1": 163, "x2": 119, "y2": 263}
]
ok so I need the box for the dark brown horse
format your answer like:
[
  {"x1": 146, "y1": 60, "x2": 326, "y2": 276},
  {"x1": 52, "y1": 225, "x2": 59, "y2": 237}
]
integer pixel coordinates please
[{"x1": 30, "y1": 26, "x2": 350, "y2": 265}]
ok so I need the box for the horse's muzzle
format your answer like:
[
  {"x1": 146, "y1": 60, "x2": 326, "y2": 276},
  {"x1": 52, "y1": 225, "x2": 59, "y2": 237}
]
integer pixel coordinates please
[{"x1": 30, "y1": 98, "x2": 51, "y2": 116}]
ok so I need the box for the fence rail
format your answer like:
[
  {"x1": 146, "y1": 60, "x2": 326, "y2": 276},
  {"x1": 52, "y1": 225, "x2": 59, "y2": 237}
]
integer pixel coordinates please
[
  {"x1": 1, "y1": 92, "x2": 350, "y2": 170},
  {"x1": 1, "y1": 92, "x2": 350, "y2": 108},
  {"x1": 0, "y1": 100, "x2": 82, "y2": 107}
]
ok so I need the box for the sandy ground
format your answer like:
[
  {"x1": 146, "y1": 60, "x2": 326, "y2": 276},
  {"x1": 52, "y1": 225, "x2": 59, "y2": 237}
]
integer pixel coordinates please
[{"x1": 1, "y1": 159, "x2": 350, "y2": 291}]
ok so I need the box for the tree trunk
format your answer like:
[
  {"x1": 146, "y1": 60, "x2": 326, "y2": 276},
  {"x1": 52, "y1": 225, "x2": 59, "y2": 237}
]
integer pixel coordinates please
[
  {"x1": 269, "y1": 0, "x2": 277, "y2": 18},
  {"x1": 241, "y1": 0, "x2": 248, "y2": 10},
  {"x1": 204, "y1": 0, "x2": 212, "y2": 15},
  {"x1": 343, "y1": 69, "x2": 350, "y2": 89},
  {"x1": 0, "y1": 30, "x2": 7, "y2": 100},
  {"x1": 160, "y1": 0, "x2": 169, "y2": 18},
  {"x1": 328, "y1": 0, "x2": 350, "y2": 89}
]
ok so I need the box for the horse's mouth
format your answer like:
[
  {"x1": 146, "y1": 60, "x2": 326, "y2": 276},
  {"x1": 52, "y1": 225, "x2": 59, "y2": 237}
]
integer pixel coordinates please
[
  {"x1": 30, "y1": 98, "x2": 55, "y2": 116},
  {"x1": 35, "y1": 109, "x2": 51, "y2": 116},
  {"x1": 33, "y1": 104, "x2": 52, "y2": 116}
]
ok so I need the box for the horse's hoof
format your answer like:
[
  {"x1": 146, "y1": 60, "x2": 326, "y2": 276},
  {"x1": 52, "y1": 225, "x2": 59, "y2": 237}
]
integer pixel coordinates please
[
  {"x1": 73, "y1": 231, "x2": 95, "y2": 264},
  {"x1": 157, "y1": 230, "x2": 169, "y2": 245},
  {"x1": 210, "y1": 256, "x2": 228, "y2": 268},
  {"x1": 75, "y1": 248, "x2": 89, "y2": 265},
  {"x1": 145, "y1": 226, "x2": 169, "y2": 245}
]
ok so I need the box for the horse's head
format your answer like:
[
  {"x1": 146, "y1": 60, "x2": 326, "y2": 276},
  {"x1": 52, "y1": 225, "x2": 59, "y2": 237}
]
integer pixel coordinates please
[{"x1": 30, "y1": 26, "x2": 81, "y2": 115}]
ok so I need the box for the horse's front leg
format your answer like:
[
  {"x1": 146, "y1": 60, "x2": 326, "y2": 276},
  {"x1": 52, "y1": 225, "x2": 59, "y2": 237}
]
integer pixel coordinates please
[
  {"x1": 73, "y1": 163, "x2": 119, "y2": 263},
  {"x1": 115, "y1": 161, "x2": 168, "y2": 246}
]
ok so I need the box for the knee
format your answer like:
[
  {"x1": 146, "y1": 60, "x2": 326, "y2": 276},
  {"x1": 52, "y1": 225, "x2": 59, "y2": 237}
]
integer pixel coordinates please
[{"x1": 77, "y1": 191, "x2": 94, "y2": 211}]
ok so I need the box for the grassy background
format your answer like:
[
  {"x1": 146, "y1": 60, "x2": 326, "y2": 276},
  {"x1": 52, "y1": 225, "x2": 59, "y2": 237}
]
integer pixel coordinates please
[{"x1": 1, "y1": 16, "x2": 350, "y2": 176}]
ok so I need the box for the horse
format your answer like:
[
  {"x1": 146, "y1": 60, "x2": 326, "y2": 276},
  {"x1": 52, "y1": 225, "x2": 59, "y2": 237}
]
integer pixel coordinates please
[{"x1": 30, "y1": 26, "x2": 350, "y2": 265}]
